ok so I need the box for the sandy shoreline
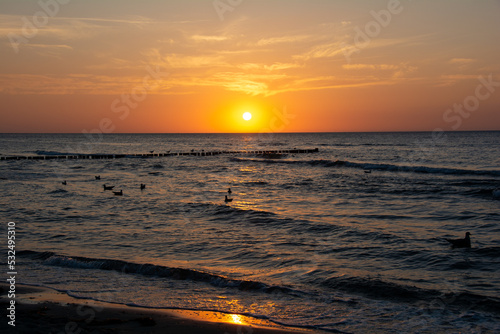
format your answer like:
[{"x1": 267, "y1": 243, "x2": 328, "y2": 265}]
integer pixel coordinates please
[{"x1": 1, "y1": 283, "x2": 322, "y2": 334}]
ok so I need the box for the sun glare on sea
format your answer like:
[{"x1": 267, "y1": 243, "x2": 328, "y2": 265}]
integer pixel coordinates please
[
  {"x1": 230, "y1": 314, "x2": 244, "y2": 324},
  {"x1": 243, "y1": 112, "x2": 252, "y2": 121}
]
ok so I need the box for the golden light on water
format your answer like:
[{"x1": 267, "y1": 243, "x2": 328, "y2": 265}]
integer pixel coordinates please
[{"x1": 230, "y1": 314, "x2": 244, "y2": 324}]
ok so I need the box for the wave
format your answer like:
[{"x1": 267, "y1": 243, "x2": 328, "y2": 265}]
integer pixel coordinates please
[
  {"x1": 463, "y1": 188, "x2": 500, "y2": 199},
  {"x1": 321, "y1": 143, "x2": 408, "y2": 148},
  {"x1": 473, "y1": 246, "x2": 500, "y2": 258},
  {"x1": 48, "y1": 189, "x2": 68, "y2": 194},
  {"x1": 319, "y1": 275, "x2": 500, "y2": 315},
  {"x1": 242, "y1": 180, "x2": 269, "y2": 186},
  {"x1": 179, "y1": 202, "x2": 296, "y2": 229},
  {"x1": 231, "y1": 157, "x2": 500, "y2": 177},
  {"x1": 180, "y1": 202, "x2": 340, "y2": 233},
  {"x1": 21, "y1": 249, "x2": 500, "y2": 317},
  {"x1": 47, "y1": 234, "x2": 67, "y2": 239},
  {"x1": 181, "y1": 202, "x2": 422, "y2": 241},
  {"x1": 18, "y1": 250, "x2": 302, "y2": 296},
  {"x1": 321, "y1": 275, "x2": 436, "y2": 301}
]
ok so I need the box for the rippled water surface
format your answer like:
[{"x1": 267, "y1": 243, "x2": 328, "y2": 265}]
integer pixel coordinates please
[{"x1": 1, "y1": 132, "x2": 499, "y2": 333}]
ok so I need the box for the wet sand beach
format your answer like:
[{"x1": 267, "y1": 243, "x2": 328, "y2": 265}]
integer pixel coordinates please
[{"x1": 1, "y1": 283, "x2": 320, "y2": 334}]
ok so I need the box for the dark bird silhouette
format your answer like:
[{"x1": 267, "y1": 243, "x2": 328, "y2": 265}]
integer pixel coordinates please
[
  {"x1": 140, "y1": 184, "x2": 146, "y2": 190},
  {"x1": 150, "y1": 151, "x2": 154, "y2": 154},
  {"x1": 227, "y1": 187, "x2": 232, "y2": 194},
  {"x1": 445, "y1": 232, "x2": 471, "y2": 248},
  {"x1": 113, "y1": 190, "x2": 123, "y2": 196},
  {"x1": 364, "y1": 169, "x2": 372, "y2": 174},
  {"x1": 95, "y1": 175, "x2": 101, "y2": 180},
  {"x1": 62, "y1": 181, "x2": 67, "y2": 185},
  {"x1": 103, "y1": 184, "x2": 114, "y2": 191},
  {"x1": 224, "y1": 195, "x2": 233, "y2": 203}
]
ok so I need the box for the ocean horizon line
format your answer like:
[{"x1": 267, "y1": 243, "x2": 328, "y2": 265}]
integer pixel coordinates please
[{"x1": 1, "y1": 129, "x2": 499, "y2": 135}]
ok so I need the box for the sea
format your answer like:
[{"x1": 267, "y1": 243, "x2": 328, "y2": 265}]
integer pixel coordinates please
[{"x1": 1, "y1": 132, "x2": 499, "y2": 333}]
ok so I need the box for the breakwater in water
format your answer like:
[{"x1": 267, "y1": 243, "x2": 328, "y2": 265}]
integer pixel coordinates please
[{"x1": 0, "y1": 148, "x2": 319, "y2": 160}]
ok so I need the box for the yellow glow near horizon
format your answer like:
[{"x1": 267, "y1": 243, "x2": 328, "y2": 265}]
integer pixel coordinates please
[{"x1": 210, "y1": 102, "x2": 268, "y2": 133}]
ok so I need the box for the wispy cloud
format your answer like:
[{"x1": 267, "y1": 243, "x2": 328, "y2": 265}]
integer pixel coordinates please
[
  {"x1": 449, "y1": 58, "x2": 476, "y2": 65},
  {"x1": 256, "y1": 34, "x2": 312, "y2": 46},
  {"x1": 343, "y1": 64, "x2": 399, "y2": 70},
  {"x1": 343, "y1": 63, "x2": 418, "y2": 78},
  {"x1": 293, "y1": 41, "x2": 346, "y2": 61},
  {"x1": 0, "y1": 5, "x2": 495, "y2": 101},
  {"x1": 267, "y1": 76, "x2": 399, "y2": 96},
  {"x1": 448, "y1": 58, "x2": 477, "y2": 71},
  {"x1": 191, "y1": 34, "x2": 229, "y2": 42},
  {"x1": 434, "y1": 74, "x2": 482, "y2": 87},
  {"x1": 237, "y1": 62, "x2": 301, "y2": 71},
  {"x1": 0, "y1": 73, "x2": 168, "y2": 95},
  {"x1": 166, "y1": 54, "x2": 227, "y2": 69}
]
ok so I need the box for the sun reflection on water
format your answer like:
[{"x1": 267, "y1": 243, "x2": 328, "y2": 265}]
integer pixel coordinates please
[{"x1": 230, "y1": 314, "x2": 244, "y2": 324}]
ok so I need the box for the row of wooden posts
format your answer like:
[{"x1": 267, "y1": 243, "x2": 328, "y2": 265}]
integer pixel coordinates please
[{"x1": 0, "y1": 148, "x2": 319, "y2": 160}]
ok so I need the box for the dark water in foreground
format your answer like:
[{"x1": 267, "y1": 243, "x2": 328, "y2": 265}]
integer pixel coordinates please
[{"x1": 1, "y1": 132, "x2": 499, "y2": 333}]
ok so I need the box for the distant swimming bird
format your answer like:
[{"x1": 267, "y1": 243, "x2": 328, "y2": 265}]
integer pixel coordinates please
[
  {"x1": 227, "y1": 188, "x2": 232, "y2": 194},
  {"x1": 95, "y1": 175, "x2": 101, "y2": 180},
  {"x1": 150, "y1": 151, "x2": 154, "y2": 154},
  {"x1": 364, "y1": 169, "x2": 372, "y2": 174},
  {"x1": 62, "y1": 180, "x2": 67, "y2": 185},
  {"x1": 113, "y1": 190, "x2": 123, "y2": 196},
  {"x1": 140, "y1": 183, "x2": 146, "y2": 190},
  {"x1": 103, "y1": 184, "x2": 114, "y2": 191},
  {"x1": 224, "y1": 195, "x2": 233, "y2": 203},
  {"x1": 445, "y1": 232, "x2": 471, "y2": 248}
]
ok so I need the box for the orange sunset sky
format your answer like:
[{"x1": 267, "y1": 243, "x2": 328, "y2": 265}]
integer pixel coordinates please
[{"x1": 1, "y1": 0, "x2": 499, "y2": 133}]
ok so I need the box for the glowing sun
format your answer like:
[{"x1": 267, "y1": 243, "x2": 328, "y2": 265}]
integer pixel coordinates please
[{"x1": 242, "y1": 112, "x2": 252, "y2": 121}]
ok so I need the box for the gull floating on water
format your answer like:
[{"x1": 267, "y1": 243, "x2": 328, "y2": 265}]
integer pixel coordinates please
[
  {"x1": 103, "y1": 184, "x2": 114, "y2": 190},
  {"x1": 140, "y1": 184, "x2": 146, "y2": 190},
  {"x1": 62, "y1": 181, "x2": 67, "y2": 185},
  {"x1": 113, "y1": 190, "x2": 123, "y2": 196},
  {"x1": 227, "y1": 188, "x2": 232, "y2": 194},
  {"x1": 445, "y1": 232, "x2": 471, "y2": 248},
  {"x1": 95, "y1": 175, "x2": 101, "y2": 180},
  {"x1": 224, "y1": 195, "x2": 233, "y2": 203}
]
